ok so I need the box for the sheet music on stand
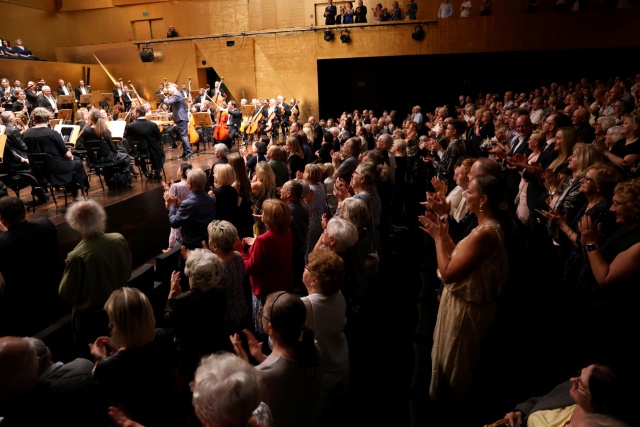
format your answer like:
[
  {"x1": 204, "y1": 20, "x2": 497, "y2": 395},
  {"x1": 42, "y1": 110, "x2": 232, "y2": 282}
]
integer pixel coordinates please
[
  {"x1": 106, "y1": 120, "x2": 127, "y2": 139},
  {"x1": 54, "y1": 124, "x2": 81, "y2": 148}
]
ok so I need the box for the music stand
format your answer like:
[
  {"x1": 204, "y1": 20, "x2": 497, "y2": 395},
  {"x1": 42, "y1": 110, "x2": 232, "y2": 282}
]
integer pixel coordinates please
[
  {"x1": 57, "y1": 109, "x2": 73, "y2": 123},
  {"x1": 54, "y1": 124, "x2": 81, "y2": 148},
  {"x1": 106, "y1": 120, "x2": 127, "y2": 139},
  {"x1": 193, "y1": 112, "x2": 213, "y2": 152},
  {"x1": 79, "y1": 94, "x2": 93, "y2": 107},
  {"x1": 58, "y1": 95, "x2": 74, "y2": 108},
  {"x1": 155, "y1": 93, "x2": 166, "y2": 106},
  {"x1": 241, "y1": 105, "x2": 255, "y2": 118},
  {"x1": 99, "y1": 93, "x2": 114, "y2": 108}
]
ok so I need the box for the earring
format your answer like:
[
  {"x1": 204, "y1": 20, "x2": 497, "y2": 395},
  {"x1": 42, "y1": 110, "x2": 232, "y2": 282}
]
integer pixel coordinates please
[{"x1": 479, "y1": 203, "x2": 484, "y2": 212}]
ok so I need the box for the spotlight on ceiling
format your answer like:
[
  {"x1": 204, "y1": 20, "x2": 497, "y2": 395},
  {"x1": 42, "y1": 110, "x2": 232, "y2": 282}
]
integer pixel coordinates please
[
  {"x1": 340, "y1": 29, "x2": 351, "y2": 44},
  {"x1": 412, "y1": 25, "x2": 425, "y2": 41},
  {"x1": 324, "y1": 29, "x2": 334, "y2": 42}
]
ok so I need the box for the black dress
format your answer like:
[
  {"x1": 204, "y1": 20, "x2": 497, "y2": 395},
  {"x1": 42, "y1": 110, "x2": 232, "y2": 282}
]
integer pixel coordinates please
[
  {"x1": 23, "y1": 126, "x2": 87, "y2": 189},
  {"x1": 164, "y1": 287, "x2": 230, "y2": 380},
  {"x1": 93, "y1": 329, "x2": 183, "y2": 427}
]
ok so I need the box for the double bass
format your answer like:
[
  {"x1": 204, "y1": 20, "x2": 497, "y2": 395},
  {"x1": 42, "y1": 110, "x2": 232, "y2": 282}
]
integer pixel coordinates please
[{"x1": 187, "y1": 77, "x2": 199, "y2": 143}]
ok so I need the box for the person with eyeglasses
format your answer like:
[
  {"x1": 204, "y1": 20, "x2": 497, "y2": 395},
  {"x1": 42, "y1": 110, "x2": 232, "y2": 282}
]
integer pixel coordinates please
[
  {"x1": 501, "y1": 364, "x2": 630, "y2": 427},
  {"x1": 543, "y1": 163, "x2": 621, "y2": 290}
]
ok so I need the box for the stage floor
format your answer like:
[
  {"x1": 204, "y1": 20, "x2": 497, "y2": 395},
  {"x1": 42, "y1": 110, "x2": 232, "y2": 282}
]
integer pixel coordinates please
[{"x1": 16, "y1": 141, "x2": 235, "y2": 268}]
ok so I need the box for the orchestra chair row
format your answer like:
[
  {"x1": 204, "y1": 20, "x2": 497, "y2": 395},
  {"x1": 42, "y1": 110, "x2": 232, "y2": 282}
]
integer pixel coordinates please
[{"x1": 27, "y1": 153, "x2": 89, "y2": 213}]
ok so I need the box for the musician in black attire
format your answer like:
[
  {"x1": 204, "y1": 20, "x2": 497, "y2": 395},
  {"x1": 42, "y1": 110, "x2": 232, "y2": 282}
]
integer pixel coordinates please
[
  {"x1": 227, "y1": 100, "x2": 242, "y2": 145},
  {"x1": 124, "y1": 106, "x2": 166, "y2": 178},
  {"x1": 277, "y1": 95, "x2": 291, "y2": 138}
]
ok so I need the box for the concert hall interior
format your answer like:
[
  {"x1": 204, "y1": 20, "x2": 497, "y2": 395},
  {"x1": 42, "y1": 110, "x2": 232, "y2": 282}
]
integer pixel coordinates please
[{"x1": 1, "y1": 0, "x2": 639, "y2": 426}]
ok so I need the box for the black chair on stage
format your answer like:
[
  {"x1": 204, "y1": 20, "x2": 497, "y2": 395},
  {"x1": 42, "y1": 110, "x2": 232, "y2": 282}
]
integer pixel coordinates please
[
  {"x1": 83, "y1": 139, "x2": 132, "y2": 194},
  {"x1": 128, "y1": 137, "x2": 166, "y2": 181},
  {"x1": 27, "y1": 153, "x2": 87, "y2": 212}
]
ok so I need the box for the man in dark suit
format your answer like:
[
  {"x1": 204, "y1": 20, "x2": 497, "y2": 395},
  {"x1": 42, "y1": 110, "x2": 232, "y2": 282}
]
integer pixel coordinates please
[
  {"x1": 0, "y1": 197, "x2": 64, "y2": 337},
  {"x1": 504, "y1": 115, "x2": 533, "y2": 204},
  {"x1": 572, "y1": 107, "x2": 595, "y2": 144},
  {"x1": 124, "y1": 106, "x2": 165, "y2": 178},
  {"x1": 163, "y1": 83, "x2": 193, "y2": 159},
  {"x1": 74, "y1": 80, "x2": 90, "y2": 108},
  {"x1": 55, "y1": 79, "x2": 74, "y2": 111},
  {"x1": 165, "y1": 168, "x2": 216, "y2": 250},
  {"x1": 112, "y1": 81, "x2": 124, "y2": 106},
  {"x1": 523, "y1": 112, "x2": 568, "y2": 234},
  {"x1": 37, "y1": 85, "x2": 58, "y2": 116},
  {"x1": 226, "y1": 100, "x2": 242, "y2": 146},
  {"x1": 120, "y1": 86, "x2": 133, "y2": 111}
]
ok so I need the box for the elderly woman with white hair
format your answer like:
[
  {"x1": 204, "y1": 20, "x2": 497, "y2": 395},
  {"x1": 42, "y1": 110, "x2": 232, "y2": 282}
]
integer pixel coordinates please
[
  {"x1": 164, "y1": 248, "x2": 231, "y2": 382},
  {"x1": 192, "y1": 353, "x2": 273, "y2": 427},
  {"x1": 315, "y1": 216, "x2": 358, "y2": 254}
]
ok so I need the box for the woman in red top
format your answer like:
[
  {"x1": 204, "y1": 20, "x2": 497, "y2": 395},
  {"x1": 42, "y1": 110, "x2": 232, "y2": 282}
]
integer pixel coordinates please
[{"x1": 240, "y1": 198, "x2": 294, "y2": 336}]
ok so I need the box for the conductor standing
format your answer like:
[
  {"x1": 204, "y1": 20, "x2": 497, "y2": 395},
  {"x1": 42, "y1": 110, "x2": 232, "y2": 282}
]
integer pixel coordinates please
[{"x1": 163, "y1": 83, "x2": 193, "y2": 159}]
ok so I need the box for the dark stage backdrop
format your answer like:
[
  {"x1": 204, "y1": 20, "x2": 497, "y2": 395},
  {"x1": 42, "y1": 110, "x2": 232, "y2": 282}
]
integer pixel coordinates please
[{"x1": 317, "y1": 47, "x2": 640, "y2": 122}]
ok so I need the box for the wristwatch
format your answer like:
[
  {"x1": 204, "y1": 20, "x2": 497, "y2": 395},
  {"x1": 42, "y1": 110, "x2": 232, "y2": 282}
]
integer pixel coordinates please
[{"x1": 586, "y1": 243, "x2": 598, "y2": 252}]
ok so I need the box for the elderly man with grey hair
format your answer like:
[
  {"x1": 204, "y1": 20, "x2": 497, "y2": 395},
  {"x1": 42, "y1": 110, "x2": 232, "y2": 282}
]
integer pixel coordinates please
[
  {"x1": 213, "y1": 143, "x2": 229, "y2": 162},
  {"x1": 59, "y1": 199, "x2": 132, "y2": 357},
  {"x1": 164, "y1": 248, "x2": 230, "y2": 381},
  {"x1": 165, "y1": 167, "x2": 216, "y2": 250}
]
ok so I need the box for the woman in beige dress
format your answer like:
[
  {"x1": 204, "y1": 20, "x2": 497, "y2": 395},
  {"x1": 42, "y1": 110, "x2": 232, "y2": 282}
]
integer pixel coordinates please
[{"x1": 419, "y1": 173, "x2": 509, "y2": 404}]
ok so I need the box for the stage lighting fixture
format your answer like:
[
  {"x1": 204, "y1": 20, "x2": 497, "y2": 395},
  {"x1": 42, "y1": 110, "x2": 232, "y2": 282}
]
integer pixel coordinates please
[
  {"x1": 340, "y1": 29, "x2": 351, "y2": 44},
  {"x1": 324, "y1": 30, "x2": 334, "y2": 42},
  {"x1": 412, "y1": 25, "x2": 425, "y2": 41},
  {"x1": 139, "y1": 41, "x2": 155, "y2": 62},
  {"x1": 140, "y1": 51, "x2": 155, "y2": 62}
]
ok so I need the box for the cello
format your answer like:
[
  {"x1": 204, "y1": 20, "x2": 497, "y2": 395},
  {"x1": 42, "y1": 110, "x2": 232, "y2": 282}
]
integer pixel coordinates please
[{"x1": 242, "y1": 101, "x2": 267, "y2": 135}]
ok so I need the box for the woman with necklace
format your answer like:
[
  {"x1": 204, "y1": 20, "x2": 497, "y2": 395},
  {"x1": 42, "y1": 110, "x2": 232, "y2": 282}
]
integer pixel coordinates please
[{"x1": 419, "y1": 173, "x2": 509, "y2": 405}]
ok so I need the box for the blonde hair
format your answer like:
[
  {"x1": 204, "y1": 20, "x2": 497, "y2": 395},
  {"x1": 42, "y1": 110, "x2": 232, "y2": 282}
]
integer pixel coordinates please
[
  {"x1": 105, "y1": 287, "x2": 156, "y2": 349},
  {"x1": 303, "y1": 163, "x2": 323, "y2": 184},
  {"x1": 213, "y1": 163, "x2": 236, "y2": 187},
  {"x1": 255, "y1": 162, "x2": 276, "y2": 194}
]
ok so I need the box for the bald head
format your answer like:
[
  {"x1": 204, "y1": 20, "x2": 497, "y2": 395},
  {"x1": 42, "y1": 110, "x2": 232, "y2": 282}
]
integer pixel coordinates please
[
  {"x1": 0, "y1": 336, "x2": 39, "y2": 400},
  {"x1": 469, "y1": 157, "x2": 501, "y2": 181},
  {"x1": 516, "y1": 115, "x2": 532, "y2": 136}
]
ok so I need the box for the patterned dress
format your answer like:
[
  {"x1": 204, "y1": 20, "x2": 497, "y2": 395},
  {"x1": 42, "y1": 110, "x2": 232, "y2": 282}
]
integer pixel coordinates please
[
  {"x1": 220, "y1": 252, "x2": 248, "y2": 334},
  {"x1": 307, "y1": 182, "x2": 328, "y2": 256}
]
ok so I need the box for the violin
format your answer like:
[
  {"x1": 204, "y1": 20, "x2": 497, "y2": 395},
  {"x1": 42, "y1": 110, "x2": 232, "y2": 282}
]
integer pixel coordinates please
[
  {"x1": 289, "y1": 100, "x2": 299, "y2": 123},
  {"x1": 264, "y1": 108, "x2": 277, "y2": 133}
]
